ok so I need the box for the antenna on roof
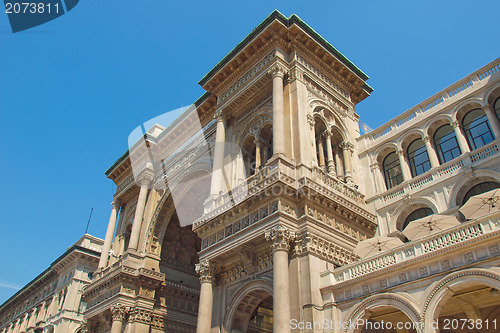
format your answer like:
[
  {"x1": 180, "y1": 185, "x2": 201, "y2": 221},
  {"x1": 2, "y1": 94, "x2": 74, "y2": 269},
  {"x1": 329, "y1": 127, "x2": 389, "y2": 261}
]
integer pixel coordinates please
[{"x1": 85, "y1": 208, "x2": 94, "y2": 234}]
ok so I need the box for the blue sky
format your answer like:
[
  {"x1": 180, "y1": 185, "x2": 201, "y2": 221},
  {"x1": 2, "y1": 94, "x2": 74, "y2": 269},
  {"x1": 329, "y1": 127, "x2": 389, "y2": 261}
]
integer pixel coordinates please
[{"x1": 0, "y1": 0, "x2": 498, "y2": 304}]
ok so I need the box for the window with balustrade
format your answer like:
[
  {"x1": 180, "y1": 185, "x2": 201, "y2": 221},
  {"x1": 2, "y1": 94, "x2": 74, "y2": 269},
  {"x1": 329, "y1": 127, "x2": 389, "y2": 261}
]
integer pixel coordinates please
[
  {"x1": 462, "y1": 108, "x2": 494, "y2": 150},
  {"x1": 382, "y1": 152, "x2": 403, "y2": 189},
  {"x1": 402, "y1": 207, "x2": 433, "y2": 231},
  {"x1": 434, "y1": 124, "x2": 461, "y2": 164},
  {"x1": 407, "y1": 139, "x2": 431, "y2": 177},
  {"x1": 462, "y1": 181, "x2": 500, "y2": 205}
]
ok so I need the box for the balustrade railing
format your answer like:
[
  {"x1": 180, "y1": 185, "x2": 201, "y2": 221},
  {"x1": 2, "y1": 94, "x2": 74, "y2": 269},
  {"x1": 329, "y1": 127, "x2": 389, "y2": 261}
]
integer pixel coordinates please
[
  {"x1": 372, "y1": 140, "x2": 500, "y2": 204},
  {"x1": 311, "y1": 166, "x2": 365, "y2": 203},
  {"x1": 326, "y1": 219, "x2": 498, "y2": 284},
  {"x1": 365, "y1": 59, "x2": 500, "y2": 142}
]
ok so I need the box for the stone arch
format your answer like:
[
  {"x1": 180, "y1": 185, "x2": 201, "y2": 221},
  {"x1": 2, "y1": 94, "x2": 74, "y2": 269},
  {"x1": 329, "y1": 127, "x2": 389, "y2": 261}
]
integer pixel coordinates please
[
  {"x1": 422, "y1": 268, "x2": 500, "y2": 332},
  {"x1": 451, "y1": 98, "x2": 485, "y2": 123},
  {"x1": 391, "y1": 196, "x2": 440, "y2": 232},
  {"x1": 399, "y1": 128, "x2": 426, "y2": 151},
  {"x1": 483, "y1": 81, "x2": 500, "y2": 107},
  {"x1": 223, "y1": 278, "x2": 273, "y2": 333},
  {"x1": 448, "y1": 169, "x2": 500, "y2": 208},
  {"x1": 343, "y1": 293, "x2": 422, "y2": 333},
  {"x1": 424, "y1": 113, "x2": 454, "y2": 137},
  {"x1": 237, "y1": 109, "x2": 272, "y2": 146},
  {"x1": 143, "y1": 163, "x2": 211, "y2": 255},
  {"x1": 374, "y1": 142, "x2": 399, "y2": 166}
]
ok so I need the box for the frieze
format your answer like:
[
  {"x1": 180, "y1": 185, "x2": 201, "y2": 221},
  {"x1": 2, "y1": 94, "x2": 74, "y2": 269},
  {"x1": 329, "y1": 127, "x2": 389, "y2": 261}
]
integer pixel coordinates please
[
  {"x1": 219, "y1": 51, "x2": 276, "y2": 103},
  {"x1": 201, "y1": 201, "x2": 279, "y2": 250},
  {"x1": 128, "y1": 307, "x2": 152, "y2": 325},
  {"x1": 297, "y1": 232, "x2": 358, "y2": 266},
  {"x1": 296, "y1": 54, "x2": 350, "y2": 100}
]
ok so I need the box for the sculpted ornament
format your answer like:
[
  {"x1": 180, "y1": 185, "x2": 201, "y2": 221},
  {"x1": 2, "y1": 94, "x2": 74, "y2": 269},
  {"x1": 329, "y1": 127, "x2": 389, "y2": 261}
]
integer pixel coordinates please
[
  {"x1": 111, "y1": 304, "x2": 128, "y2": 322},
  {"x1": 265, "y1": 225, "x2": 296, "y2": 251},
  {"x1": 195, "y1": 260, "x2": 213, "y2": 283},
  {"x1": 267, "y1": 63, "x2": 287, "y2": 79}
]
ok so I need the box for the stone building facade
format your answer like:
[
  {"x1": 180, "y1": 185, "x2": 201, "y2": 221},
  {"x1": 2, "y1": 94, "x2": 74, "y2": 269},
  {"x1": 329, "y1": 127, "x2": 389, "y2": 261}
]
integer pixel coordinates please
[
  {"x1": 2, "y1": 10, "x2": 499, "y2": 333},
  {"x1": 0, "y1": 235, "x2": 103, "y2": 333}
]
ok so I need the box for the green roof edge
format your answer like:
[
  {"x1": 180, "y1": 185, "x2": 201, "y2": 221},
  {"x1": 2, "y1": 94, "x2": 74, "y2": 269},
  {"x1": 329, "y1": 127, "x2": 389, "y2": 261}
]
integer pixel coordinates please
[{"x1": 198, "y1": 9, "x2": 370, "y2": 86}]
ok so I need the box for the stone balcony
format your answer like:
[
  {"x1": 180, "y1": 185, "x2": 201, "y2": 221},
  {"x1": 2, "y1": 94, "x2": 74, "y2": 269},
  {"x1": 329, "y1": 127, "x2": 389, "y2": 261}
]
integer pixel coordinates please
[
  {"x1": 320, "y1": 212, "x2": 500, "y2": 302},
  {"x1": 367, "y1": 139, "x2": 500, "y2": 206}
]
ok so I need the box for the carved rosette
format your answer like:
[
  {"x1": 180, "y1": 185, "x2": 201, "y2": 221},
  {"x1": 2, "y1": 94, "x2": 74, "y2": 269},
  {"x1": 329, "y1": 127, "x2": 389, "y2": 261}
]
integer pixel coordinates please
[
  {"x1": 268, "y1": 63, "x2": 287, "y2": 79},
  {"x1": 111, "y1": 304, "x2": 127, "y2": 323},
  {"x1": 195, "y1": 260, "x2": 213, "y2": 283},
  {"x1": 128, "y1": 307, "x2": 152, "y2": 325},
  {"x1": 265, "y1": 226, "x2": 296, "y2": 252}
]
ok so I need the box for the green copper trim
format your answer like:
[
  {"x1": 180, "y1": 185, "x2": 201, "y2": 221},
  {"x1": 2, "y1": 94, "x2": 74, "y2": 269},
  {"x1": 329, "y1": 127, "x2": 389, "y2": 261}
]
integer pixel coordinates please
[{"x1": 199, "y1": 9, "x2": 370, "y2": 86}]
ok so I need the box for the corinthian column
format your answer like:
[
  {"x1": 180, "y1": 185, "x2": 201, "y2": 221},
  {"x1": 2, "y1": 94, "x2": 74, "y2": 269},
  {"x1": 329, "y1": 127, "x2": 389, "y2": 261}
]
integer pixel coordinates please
[
  {"x1": 195, "y1": 260, "x2": 213, "y2": 333},
  {"x1": 341, "y1": 142, "x2": 354, "y2": 185},
  {"x1": 451, "y1": 120, "x2": 470, "y2": 153},
  {"x1": 128, "y1": 174, "x2": 152, "y2": 251},
  {"x1": 265, "y1": 226, "x2": 296, "y2": 333},
  {"x1": 210, "y1": 110, "x2": 227, "y2": 197},
  {"x1": 324, "y1": 131, "x2": 335, "y2": 175},
  {"x1": 99, "y1": 200, "x2": 121, "y2": 268},
  {"x1": 110, "y1": 304, "x2": 127, "y2": 333},
  {"x1": 269, "y1": 64, "x2": 287, "y2": 157}
]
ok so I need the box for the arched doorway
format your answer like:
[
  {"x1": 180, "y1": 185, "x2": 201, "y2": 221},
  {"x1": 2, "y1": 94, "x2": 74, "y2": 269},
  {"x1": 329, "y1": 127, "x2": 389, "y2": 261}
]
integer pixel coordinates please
[{"x1": 230, "y1": 290, "x2": 273, "y2": 333}]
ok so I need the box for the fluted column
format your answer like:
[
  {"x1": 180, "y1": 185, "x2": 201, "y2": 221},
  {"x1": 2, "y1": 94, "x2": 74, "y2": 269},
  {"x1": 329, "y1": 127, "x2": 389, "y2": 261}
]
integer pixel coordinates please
[
  {"x1": 334, "y1": 148, "x2": 343, "y2": 180},
  {"x1": 484, "y1": 104, "x2": 500, "y2": 138},
  {"x1": 195, "y1": 260, "x2": 213, "y2": 333},
  {"x1": 110, "y1": 304, "x2": 127, "y2": 333},
  {"x1": 324, "y1": 131, "x2": 335, "y2": 175},
  {"x1": 269, "y1": 64, "x2": 286, "y2": 157},
  {"x1": 128, "y1": 175, "x2": 152, "y2": 251},
  {"x1": 254, "y1": 138, "x2": 262, "y2": 172},
  {"x1": 316, "y1": 138, "x2": 325, "y2": 168},
  {"x1": 451, "y1": 121, "x2": 470, "y2": 153},
  {"x1": 210, "y1": 110, "x2": 226, "y2": 196},
  {"x1": 341, "y1": 142, "x2": 354, "y2": 185},
  {"x1": 99, "y1": 200, "x2": 120, "y2": 268},
  {"x1": 423, "y1": 136, "x2": 440, "y2": 168},
  {"x1": 265, "y1": 226, "x2": 295, "y2": 333},
  {"x1": 397, "y1": 149, "x2": 411, "y2": 181},
  {"x1": 370, "y1": 163, "x2": 385, "y2": 192}
]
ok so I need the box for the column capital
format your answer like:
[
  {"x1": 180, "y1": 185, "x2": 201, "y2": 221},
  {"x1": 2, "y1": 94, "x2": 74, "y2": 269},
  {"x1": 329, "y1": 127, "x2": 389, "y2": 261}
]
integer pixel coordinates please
[
  {"x1": 111, "y1": 304, "x2": 128, "y2": 322},
  {"x1": 396, "y1": 149, "x2": 405, "y2": 157},
  {"x1": 268, "y1": 63, "x2": 287, "y2": 79},
  {"x1": 307, "y1": 114, "x2": 315, "y2": 127},
  {"x1": 340, "y1": 141, "x2": 354, "y2": 152},
  {"x1": 423, "y1": 135, "x2": 431, "y2": 143},
  {"x1": 254, "y1": 137, "x2": 264, "y2": 147},
  {"x1": 482, "y1": 104, "x2": 494, "y2": 113},
  {"x1": 321, "y1": 129, "x2": 332, "y2": 139},
  {"x1": 214, "y1": 108, "x2": 228, "y2": 122},
  {"x1": 111, "y1": 199, "x2": 121, "y2": 209},
  {"x1": 265, "y1": 225, "x2": 296, "y2": 252},
  {"x1": 451, "y1": 120, "x2": 460, "y2": 129},
  {"x1": 370, "y1": 162, "x2": 380, "y2": 170},
  {"x1": 195, "y1": 260, "x2": 213, "y2": 283}
]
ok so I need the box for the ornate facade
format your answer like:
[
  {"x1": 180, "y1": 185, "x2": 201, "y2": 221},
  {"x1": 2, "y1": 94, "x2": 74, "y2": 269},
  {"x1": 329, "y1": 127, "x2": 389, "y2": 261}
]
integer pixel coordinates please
[
  {"x1": 0, "y1": 235, "x2": 103, "y2": 333},
  {"x1": 2, "y1": 10, "x2": 499, "y2": 333}
]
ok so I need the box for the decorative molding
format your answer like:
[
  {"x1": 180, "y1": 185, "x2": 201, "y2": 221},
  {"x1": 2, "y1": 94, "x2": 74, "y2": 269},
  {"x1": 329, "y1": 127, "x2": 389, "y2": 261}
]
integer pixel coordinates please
[
  {"x1": 110, "y1": 304, "x2": 127, "y2": 322},
  {"x1": 195, "y1": 260, "x2": 213, "y2": 283}
]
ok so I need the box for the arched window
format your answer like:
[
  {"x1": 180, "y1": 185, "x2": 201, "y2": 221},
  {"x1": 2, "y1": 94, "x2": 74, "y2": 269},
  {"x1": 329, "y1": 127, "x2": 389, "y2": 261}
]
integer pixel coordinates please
[
  {"x1": 462, "y1": 181, "x2": 500, "y2": 205},
  {"x1": 434, "y1": 124, "x2": 461, "y2": 164},
  {"x1": 402, "y1": 207, "x2": 433, "y2": 231},
  {"x1": 462, "y1": 108, "x2": 494, "y2": 150},
  {"x1": 407, "y1": 139, "x2": 431, "y2": 177},
  {"x1": 382, "y1": 152, "x2": 403, "y2": 189},
  {"x1": 495, "y1": 96, "x2": 500, "y2": 122}
]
